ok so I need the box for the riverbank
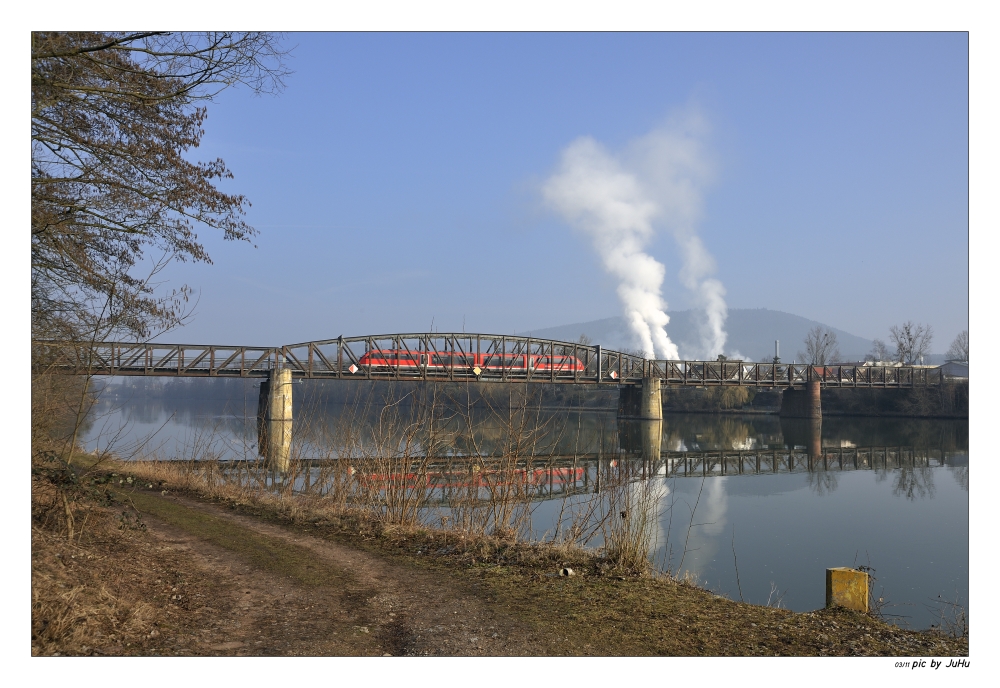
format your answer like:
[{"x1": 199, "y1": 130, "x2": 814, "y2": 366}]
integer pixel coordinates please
[
  {"x1": 662, "y1": 383, "x2": 968, "y2": 419},
  {"x1": 31, "y1": 454, "x2": 969, "y2": 657}
]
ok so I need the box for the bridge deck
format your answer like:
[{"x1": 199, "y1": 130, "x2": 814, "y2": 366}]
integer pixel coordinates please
[{"x1": 37, "y1": 333, "x2": 946, "y2": 388}]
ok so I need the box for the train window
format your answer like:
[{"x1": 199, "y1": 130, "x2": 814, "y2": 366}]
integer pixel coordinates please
[
  {"x1": 370, "y1": 351, "x2": 416, "y2": 363},
  {"x1": 431, "y1": 354, "x2": 470, "y2": 366}
]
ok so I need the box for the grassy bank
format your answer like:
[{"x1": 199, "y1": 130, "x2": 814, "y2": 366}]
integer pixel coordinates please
[{"x1": 31, "y1": 451, "x2": 969, "y2": 657}]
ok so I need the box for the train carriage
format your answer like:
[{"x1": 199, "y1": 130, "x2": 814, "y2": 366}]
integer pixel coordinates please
[{"x1": 356, "y1": 349, "x2": 586, "y2": 375}]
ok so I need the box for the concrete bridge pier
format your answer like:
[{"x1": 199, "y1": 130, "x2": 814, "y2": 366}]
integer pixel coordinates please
[
  {"x1": 618, "y1": 377, "x2": 663, "y2": 420},
  {"x1": 780, "y1": 379, "x2": 822, "y2": 419},
  {"x1": 257, "y1": 365, "x2": 293, "y2": 472}
]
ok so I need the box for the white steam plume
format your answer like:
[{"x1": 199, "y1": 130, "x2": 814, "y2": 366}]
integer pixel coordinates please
[{"x1": 543, "y1": 111, "x2": 728, "y2": 359}]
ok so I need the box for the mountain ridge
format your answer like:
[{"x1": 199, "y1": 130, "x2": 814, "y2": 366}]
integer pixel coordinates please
[{"x1": 523, "y1": 308, "x2": 877, "y2": 362}]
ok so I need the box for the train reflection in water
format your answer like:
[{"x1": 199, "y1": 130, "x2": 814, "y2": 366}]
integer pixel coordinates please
[{"x1": 206, "y1": 432, "x2": 963, "y2": 506}]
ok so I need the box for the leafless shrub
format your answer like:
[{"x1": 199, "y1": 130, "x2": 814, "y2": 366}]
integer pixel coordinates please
[
  {"x1": 596, "y1": 459, "x2": 665, "y2": 574},
  {"x1": 765, "y1": 581, "x2": 786, "y2": 609},
  {"x1": 927, "y1": 594, "x2": 968, "y2": 639}
]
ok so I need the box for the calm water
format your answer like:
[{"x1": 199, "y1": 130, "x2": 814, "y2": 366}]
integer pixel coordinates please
[{"x1": 83, "y1": 382, "x2": 968, "y2": 630}]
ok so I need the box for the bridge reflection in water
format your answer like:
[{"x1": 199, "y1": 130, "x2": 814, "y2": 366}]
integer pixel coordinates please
[{"x1": 200, "y1": 419, "x2": 961, "y2": 506}]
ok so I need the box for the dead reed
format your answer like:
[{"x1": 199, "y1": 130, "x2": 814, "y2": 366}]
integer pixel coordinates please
[{"x1": 89, "y1": 379, "x2": 698, "y2": 579}]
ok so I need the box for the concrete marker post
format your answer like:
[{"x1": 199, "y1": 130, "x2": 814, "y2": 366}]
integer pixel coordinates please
[{"x1": 826, "y1": 567, "x2": 869, "y2": 612}]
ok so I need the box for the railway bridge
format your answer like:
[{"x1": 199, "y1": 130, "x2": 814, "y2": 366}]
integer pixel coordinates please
[{"x1": 39, "y1": 332, "x2": 948, "y2": 470}]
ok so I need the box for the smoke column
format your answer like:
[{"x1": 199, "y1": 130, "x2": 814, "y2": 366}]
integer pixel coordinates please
[{"x1": 543, "y1": 111, "x2": 728, "y2": 359}]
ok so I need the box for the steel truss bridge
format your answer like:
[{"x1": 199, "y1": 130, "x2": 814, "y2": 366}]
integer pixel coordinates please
[{"x1": 39, "y1": 332, "x2": 945, "y2": 388}]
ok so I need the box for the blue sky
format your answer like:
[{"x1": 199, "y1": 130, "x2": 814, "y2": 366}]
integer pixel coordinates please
[{"x1": 166, "y1": 32, "x2": 968, "y2": 351}]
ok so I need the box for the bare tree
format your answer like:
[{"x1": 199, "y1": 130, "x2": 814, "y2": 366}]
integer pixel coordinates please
[
  {"x1": 799, "y1": 326, "x2": 841, "y2": 365},
  {"x1": 867, "y1": 338, "x2": 890, "y2": 363},
  {"x1": 31, "y1": 31, "x2": 290, "y2": 478},
  {"x1": 946, "y1": 330, "x2": 969, "y2": 363},
  {"x1": 31, "y1": 31, "x2": 290, "y2": 342},
  {"x1": 889, "y1": 322, "x2": 934, "y2": 364}
]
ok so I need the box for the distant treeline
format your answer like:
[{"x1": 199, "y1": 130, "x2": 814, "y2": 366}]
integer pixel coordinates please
[
  {"x1": 103, "y1": 377, "x2": 968, "y2": 419},
  {"x1": 659, "y1": 382, "x2": 968, "y2": 418},
  {"x1": 660, "y1": 386, "x2": 780, "y2": 413},
  {"x1": 821, "y1": 382, "x2": 968, "y2": 419}
]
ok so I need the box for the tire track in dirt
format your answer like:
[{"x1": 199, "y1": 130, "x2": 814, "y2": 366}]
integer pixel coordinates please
[{"x1": 132, "y1": 490, "x2": 546, "y2": 656}]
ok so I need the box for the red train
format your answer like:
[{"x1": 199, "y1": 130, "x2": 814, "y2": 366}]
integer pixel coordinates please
[{"x1": 356, "y1": 349, "x2": 587, "y2": 373}]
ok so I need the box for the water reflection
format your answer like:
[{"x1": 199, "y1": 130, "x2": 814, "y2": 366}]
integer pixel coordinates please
[
  {"x1": 84, "y1": 389, "x2": 968, "y2": 629},
  {"x1": 880, "y1": 465, "x2": 937, "y2": 501}
]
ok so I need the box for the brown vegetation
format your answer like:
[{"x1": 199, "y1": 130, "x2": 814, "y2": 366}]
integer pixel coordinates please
[{"x1": 822, "y1": 382, "x2": 968, "y2": 418}]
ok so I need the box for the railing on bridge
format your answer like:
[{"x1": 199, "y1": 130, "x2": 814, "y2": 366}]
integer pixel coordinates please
[{"x1": 36, "y1": 333, "x2": 945, "y2": 388}]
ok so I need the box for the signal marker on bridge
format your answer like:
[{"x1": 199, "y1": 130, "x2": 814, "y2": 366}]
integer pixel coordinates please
[
  {"x1": 348, "y1": 364, "x2": 358, "y2": 374},
  {"x1": 609, "y1": 371, "x2": 618, "y2": 380},
  {"x1": 473, "y1": 366, "x2": 482, "y2": 376}
]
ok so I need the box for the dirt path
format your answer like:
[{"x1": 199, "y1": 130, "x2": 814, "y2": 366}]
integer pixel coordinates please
[{"x1": 131, "y1": 490, "x2": 544, "y2": 656}]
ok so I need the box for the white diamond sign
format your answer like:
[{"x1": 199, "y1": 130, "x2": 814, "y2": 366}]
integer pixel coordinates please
[
  {"x1": 472, "y1": 366, "x2": 482, "y2": 376},
  {"x1": 348, "y1": 364, "x2": 359, "y2": 374},
  {"x1": 609, "y1": 371, "x2": 618, "y2": 380}
]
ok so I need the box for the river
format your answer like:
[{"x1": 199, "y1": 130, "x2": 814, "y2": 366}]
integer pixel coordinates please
[{"x1": 83, "y1": 378, "x2": 968, "y2": 631}]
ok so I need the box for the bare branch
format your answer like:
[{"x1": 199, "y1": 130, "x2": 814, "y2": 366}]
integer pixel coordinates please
[
  {"x1": 888, "y1": 322, "x2": 934, "y2": 365},
  {"x1": 32, "y1": 31, "x2": 289, "y2": 343},
  {"x1": 946, "y1": 330, "x2": 968, "y2": 363},
  {"x1": 800, "y1": 326, "x2": 841, "y2": 366}
]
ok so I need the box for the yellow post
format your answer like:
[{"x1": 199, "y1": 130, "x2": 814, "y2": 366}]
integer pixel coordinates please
[{"x1": 826, "y1": 567, "x2": 869, "y2": 612}]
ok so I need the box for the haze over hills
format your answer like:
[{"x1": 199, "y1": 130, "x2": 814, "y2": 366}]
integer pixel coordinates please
[{"x1": 525, "y1": 308, "x2": 880, "y2": 362}]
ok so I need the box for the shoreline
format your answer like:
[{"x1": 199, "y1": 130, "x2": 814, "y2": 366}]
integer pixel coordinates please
[{"x1": 30, "y1": 451, "x2": 969, "y2": 656}]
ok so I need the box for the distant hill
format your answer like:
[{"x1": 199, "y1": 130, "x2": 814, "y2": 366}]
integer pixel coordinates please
[{"x1": 524, "y1": 309, "x2": 877, "y2": 362}]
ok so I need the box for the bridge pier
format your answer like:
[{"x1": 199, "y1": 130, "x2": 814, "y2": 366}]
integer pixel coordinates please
[
  {"x1": 780, "y1": 379, "x2": 822, "y2": 419},
  {"x1": 618, "y1": 377, "x2": 662, "y2": 420},
  {"x1": 257, "y1": 366, "x2": 293, "y2": 472}
]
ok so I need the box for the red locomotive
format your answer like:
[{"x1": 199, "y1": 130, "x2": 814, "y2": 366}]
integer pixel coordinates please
[{"x1": 356, "y1": 349, "x2": 586, "y2": 373}]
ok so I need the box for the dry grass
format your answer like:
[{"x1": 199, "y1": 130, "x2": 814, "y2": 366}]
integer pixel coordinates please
[
  {"x1": 31, "y1": 462, "x2": 159, "y2": 655},
  {"x1": 32, "y1": 529, "x2": 159, "y2": 655}
]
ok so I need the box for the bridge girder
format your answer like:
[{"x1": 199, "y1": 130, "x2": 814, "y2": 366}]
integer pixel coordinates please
[{"x1": 35, "y1": 333, "x2": 945, "y2": 388}]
